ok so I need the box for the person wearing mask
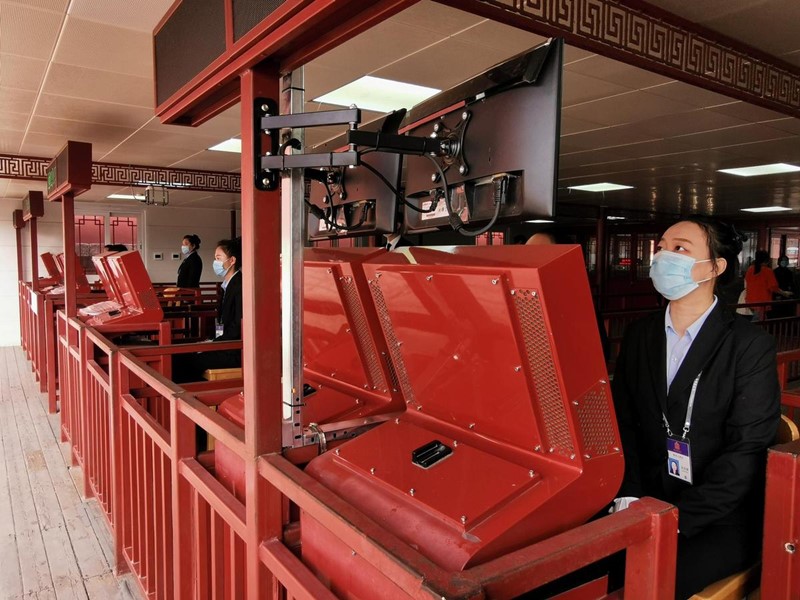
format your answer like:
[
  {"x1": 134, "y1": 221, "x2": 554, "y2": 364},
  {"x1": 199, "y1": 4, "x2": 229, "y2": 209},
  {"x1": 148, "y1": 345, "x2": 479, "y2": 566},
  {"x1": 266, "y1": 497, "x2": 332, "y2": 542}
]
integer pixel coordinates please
[
  {"x1": 177, "y1": 234, "x2": 203, "y2": 288},
  {"x1": 173, "y1": 238, "x2": 242, "y2": 383},
  {"x1": 611, "y1": 216, "x2": 780, "y2": 599},
  {"x1": 772, "y1": 255, "x2": 795, "y2": 317},
  {"x1": 745, "y1": 250, "x2": 789, "y2": 320}
]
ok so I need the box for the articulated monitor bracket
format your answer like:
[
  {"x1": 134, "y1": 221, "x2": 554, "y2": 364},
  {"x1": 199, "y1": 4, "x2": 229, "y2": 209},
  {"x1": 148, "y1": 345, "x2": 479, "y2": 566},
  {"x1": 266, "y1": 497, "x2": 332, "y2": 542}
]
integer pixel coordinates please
[{"x1": 254, "y1": 98, "x2": 472, "y2": 190}]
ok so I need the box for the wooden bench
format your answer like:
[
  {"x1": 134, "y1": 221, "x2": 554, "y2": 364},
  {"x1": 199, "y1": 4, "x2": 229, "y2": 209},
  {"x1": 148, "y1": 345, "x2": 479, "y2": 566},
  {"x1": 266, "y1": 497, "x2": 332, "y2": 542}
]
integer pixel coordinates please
[{"x1": 203, "y1": 367, "x2": 243, "y2": 381}]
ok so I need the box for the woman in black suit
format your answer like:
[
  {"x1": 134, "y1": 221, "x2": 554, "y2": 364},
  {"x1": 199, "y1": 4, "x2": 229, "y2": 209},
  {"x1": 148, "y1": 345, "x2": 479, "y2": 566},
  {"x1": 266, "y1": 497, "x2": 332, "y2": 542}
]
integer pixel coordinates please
[
  {"x1": 612, "y1": 216, "x2": 780, "y2": 599},
  {"x1": 177, "y1": 234, "x2": 203, "y2": 288},
  {"x1": 173, "y1": 238, "x2": 242, "y2": 383}
]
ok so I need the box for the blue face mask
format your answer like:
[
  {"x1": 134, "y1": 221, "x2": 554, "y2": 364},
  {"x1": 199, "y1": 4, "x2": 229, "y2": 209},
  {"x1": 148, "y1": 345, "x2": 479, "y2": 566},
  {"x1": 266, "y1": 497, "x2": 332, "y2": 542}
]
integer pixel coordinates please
[
  {"x1": 650, "y1": 250, "x2": 712, "y2": 300},
  {"x1": 181, "y1": 245, "x2": 190, "y2": 255},
  {"x1": 213, "y1": 259, "x2": 229, "y2": 278}
]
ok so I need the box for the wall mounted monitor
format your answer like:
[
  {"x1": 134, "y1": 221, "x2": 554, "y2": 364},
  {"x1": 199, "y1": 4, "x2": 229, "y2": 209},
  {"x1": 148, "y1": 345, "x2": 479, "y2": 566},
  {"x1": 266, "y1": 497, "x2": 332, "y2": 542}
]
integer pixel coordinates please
[
  {"x1": 401, "y1": 38, "x2": 563, "y2": 235},
  {"x1": 306, "y1": 149, "x2": 402, "y2": 242}
]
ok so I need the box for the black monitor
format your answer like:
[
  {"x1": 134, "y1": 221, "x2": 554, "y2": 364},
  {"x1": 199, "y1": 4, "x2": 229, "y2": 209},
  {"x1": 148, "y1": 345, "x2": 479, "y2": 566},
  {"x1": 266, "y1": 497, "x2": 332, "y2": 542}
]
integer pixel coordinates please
[
  {"x1": 401, "y1": 38, "x2": 562, "y2": 234},
  {"x1": 306, "y1": 145, "x2": 401, "y2": 241}
]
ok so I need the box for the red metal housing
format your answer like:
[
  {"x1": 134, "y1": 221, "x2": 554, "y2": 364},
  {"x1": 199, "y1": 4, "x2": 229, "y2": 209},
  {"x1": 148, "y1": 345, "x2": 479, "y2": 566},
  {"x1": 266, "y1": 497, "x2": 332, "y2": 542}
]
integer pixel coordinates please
[{"x1": 302, "y1": 245, "x2": 623, "y2": 588}]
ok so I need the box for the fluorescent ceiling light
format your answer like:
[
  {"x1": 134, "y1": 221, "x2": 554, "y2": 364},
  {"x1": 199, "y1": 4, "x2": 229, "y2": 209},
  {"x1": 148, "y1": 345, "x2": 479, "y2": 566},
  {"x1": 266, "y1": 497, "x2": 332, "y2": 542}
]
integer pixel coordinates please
[
  {"x1": 719, "y1": 163, "x2": 800, "y2": 177},
  {"x1": 135, "y1": 180, "x2": 191, "y2": 188},
  {"x1": 313, "y1": 76, "x2": 440, "y2": 113},
  {"x1": 209, "y1": 138, "x2": 242, "y2": 153},
  {"x1": 568, "y1": 183, "x2": 634, "y2": 192},
  {"x1": 108, "y1": 193, "x2": 144, "y2": 201},
  {"x1": 606, "y1": 216, "x2": 626, "y2": 220},
  {"x1": 526, "y1": 219, "x2": 554, "y2": 223},
  {"x1": 740, "y1": 206, "x2": 793, "y2": 213}
]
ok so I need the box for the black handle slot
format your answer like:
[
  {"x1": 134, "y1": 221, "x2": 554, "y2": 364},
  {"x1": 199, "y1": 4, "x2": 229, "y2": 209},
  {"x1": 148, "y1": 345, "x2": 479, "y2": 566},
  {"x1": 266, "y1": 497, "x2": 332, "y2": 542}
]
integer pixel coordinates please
[{"x1": 411, "y1": 440, "x2": 453, "y2": 469}]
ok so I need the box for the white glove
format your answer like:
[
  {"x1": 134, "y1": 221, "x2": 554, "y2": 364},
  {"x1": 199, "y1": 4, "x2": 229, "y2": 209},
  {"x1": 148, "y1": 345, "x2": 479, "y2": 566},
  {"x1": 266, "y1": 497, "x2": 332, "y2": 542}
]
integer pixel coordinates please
[{"x1": 608, "y1": 496, "x2": 639, "y2": 514}]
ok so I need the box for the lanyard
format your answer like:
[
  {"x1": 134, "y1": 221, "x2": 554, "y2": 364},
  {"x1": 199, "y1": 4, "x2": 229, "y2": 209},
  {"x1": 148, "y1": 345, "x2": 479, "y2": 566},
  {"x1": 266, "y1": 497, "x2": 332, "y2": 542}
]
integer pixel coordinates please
[{"x1": 662, "y1": 371, "x2": 702, "y2": 440}]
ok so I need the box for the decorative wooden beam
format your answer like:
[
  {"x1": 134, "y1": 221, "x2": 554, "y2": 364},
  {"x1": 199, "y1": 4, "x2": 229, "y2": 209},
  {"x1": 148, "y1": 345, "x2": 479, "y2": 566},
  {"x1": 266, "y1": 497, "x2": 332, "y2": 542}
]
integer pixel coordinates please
[
  {"x1": 441, "y1": 0, "x2": 800, "y2": 118},
  {"x1": 0, "y1": 153, "x2": 240, "y2": 194}
]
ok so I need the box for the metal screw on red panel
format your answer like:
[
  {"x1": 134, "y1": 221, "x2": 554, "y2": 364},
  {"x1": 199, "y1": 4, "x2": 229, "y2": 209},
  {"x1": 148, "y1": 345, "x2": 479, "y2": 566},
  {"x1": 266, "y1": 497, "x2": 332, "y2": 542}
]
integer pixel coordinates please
[
  {"x1": 600, "y1": 379, "x2": 608, "y2": 384},
  {"x1": 355, "y1": 398, "x2": 361, "y2": 404},
  {"x1": 416, "y1": 405, "x2": 423, "y2": 411},
  {"x1": 514, "y1": 366, "x2": 522, "y2": 372},
  {"x1": 327, "y1": 268, "x2": 332, "y2": 273},
  {"x1": 469, "y1": 423, "x2": 475, "y2": 430},
  {"x1": 395, "y1": 418, "x2": 400, "y2": 424},
  {"x1": 370, "y1": 467, "x2": 375, "y2": 475},
  {"x1": 426, "y1": 275, "x2": 433, "y2": 281},
  {"x1": 529, "y1": 470, "x2": 534, "y2": 477},
  {"x1": 492, "y1": 279, "x2": 498, "y2": 284},
  {"x1": 460, "y1": 515, "x2": 467, "y2": 524},
  {"x1": 532, "y1": 291, "x2": 538, "y2": 298},
  {"x1": 453, "y1": 354, "x2": 460, "y2": 360},
  {"x1": 335, "y1": 449, "x2": 340, "y2": 455},
  {"x1": 572, "y1": 400, "x2": 579, "y2": 406},
  {"x1": 410, "y1": 488, "x2": 416, "y2": 496},
  {"x1": 351, "y1": 550, "x2": 356, "y2": 556},
  {"x1": 549, "y1": 447, "x2": 555, "y2": 453},
  {"x1": 535, "y1": 445, "x2": 542, "y2": 451},
  {"x1": 453, "y1": 440, "x2": 458, "y2": 447},
  {"x1": 584, "y1": 454, "x2": 591, "y2": 459},
  {"x1": 786, "y1": 543, "x2": 797, "y2": 553},
  {"x1": 570, "y1": 454, "x2": 576, "y2": 460}
]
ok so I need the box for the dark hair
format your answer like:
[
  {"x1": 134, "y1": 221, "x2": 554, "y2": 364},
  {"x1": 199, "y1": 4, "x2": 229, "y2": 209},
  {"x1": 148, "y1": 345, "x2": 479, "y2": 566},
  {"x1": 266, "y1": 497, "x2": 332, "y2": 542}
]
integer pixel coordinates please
[
  {"x1": 104, "y1": 244, "x2": 128, "y2": 252},
  {"x1": 681, "y1": 215, "x2": 745, "y2": 288},
  {"x1": 754, "y1": 249, "x2": 770, "y2": 275},
  {"x1": 217, "y1": 237, "x2": 241, "y2": 272},
  {"x1": 183, "y1": 234, "x2": 201, "y2": 250}
]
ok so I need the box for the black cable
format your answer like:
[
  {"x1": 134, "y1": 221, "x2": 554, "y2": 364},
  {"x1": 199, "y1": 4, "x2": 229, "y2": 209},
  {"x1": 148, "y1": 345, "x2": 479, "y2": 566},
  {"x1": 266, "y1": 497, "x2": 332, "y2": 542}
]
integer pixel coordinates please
[
  {"x1": 306, "y1": 178, "x2": 369, "y2": 232},
  {"x1": 423, "y1": 155, "x2": 502, "y2": 237},
  {"x1": 357, "y1": 155, "x2": 438, "y2": 214}
]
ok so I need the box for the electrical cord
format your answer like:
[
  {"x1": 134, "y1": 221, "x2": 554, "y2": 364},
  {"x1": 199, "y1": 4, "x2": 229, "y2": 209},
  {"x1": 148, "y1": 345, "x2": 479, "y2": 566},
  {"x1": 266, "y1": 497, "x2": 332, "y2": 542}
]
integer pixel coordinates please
[
  {"x1": 306, "y1": 178, "x2": 369, "y2": 232},
  {"x1": 423, "y1": 155, "x2": 502, "y2": 237},
  {"x1": 357, "y1": 152, "x2": 438, "y2": 214}
]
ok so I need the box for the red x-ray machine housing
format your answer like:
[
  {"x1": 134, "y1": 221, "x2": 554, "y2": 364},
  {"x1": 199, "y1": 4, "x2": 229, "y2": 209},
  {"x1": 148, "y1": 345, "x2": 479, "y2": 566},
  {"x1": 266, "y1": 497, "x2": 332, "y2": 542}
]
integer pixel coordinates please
[
  {"x1": 39, "y1": 252, "x2": 90, "y2": 294},
  {"x1": 216, "y1": 247, "x2": 408, "y2": 500},
  {"x1": 298, "y1": 245, "x2": 623, "y2": 596},
  {"x1": 78, "y1": 250, "x2": 163, "y2": 326}
]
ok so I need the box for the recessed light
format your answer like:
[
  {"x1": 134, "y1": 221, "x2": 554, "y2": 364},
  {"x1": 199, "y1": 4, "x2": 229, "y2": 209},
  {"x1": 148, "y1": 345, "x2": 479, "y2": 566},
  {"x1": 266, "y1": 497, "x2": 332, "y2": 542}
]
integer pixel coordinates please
[
  {"x1": 740, "y1": 206, "x2": 793, "y2": 213},
  {"x1": 719, "y1": 163, "x2": 800, "y2": 177},
  {"x1": 313, "y1": 76, "x2": 440, "y2": 113},
  {"x1": 568, "y1": 183, "x2": 634, "y2": 192},
  {"x1": 209, "y1": 138, "x2": 242, "y2": 153},
  {"x1": 107, "y1": 193, "x2": 144, "y2": 200},
  {"x1": 525, "y1": 219, "x2": 554, "y2": 223}
]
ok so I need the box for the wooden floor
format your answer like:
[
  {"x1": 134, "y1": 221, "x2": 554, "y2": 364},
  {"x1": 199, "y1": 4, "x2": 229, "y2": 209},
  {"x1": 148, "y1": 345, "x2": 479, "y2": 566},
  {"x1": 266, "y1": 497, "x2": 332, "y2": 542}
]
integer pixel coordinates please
[{"x1": 0, "y1": 346, "x2": 141, "y2": 600}]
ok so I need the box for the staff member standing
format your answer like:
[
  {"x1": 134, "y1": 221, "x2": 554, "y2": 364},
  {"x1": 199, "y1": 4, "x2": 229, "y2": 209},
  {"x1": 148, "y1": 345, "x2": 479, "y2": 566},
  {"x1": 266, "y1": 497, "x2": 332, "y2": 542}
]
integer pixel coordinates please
[
  {"x1": 612, "y1": 216, "x2": 780, "y2": 599},
  {"x1": 177, "y1": 234, "x2": 203, "y2": 288}
]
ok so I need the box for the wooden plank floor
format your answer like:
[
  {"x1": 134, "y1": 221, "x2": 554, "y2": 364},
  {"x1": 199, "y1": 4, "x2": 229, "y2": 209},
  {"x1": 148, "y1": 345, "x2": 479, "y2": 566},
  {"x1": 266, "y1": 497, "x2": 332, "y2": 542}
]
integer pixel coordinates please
[{"x1": 0, "y1": 346, "x2": 142, "y2": 600}]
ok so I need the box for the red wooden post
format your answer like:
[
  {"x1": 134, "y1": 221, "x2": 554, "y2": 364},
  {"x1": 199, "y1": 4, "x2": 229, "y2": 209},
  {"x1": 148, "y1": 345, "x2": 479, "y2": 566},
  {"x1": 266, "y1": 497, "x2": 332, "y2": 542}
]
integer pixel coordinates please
[
  {"x1": 240, "y1": 64, "x2": 284, "y2": 599},
  {"x1": 762, "y1": 442, "x2": 800, "y2": 599},
  {"x1": 61, "y1": 191, "x2": 77, "y2": 318}
]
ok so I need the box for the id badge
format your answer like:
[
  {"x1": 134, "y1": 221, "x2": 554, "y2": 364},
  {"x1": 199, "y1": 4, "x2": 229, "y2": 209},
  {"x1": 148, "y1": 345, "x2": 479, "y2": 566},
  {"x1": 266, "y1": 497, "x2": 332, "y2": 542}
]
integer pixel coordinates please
[
  {"x1": 667, "y1": 436, "x2": 693, "y2": 484},
  {"x1": 215, "y1": 322, "x2": 224, "y2": 338}
]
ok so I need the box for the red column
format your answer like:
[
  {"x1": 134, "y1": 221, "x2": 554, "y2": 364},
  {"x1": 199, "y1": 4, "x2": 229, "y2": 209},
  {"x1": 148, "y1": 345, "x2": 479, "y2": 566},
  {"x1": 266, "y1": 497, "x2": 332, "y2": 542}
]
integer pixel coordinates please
[
  {"x1": 61, "y1": 192, "x2": 77, "y2": 317},
  {"x1": 30, "y1": 218, "x2": 39, "y2": 291},
  {"x1": 240, "y1": 63, "x2": 284, "y2": 599}
]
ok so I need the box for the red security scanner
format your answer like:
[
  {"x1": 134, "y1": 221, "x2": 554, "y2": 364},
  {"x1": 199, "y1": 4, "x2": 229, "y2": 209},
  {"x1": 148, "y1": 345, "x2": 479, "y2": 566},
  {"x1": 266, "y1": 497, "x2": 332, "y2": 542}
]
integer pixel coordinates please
[
  {"x1": 301, "y1": 245, "x2": 624, "y2": 593},
  {"x1": 79, "y1": 251, "x2": 163, "y2": 326},
  {"x1": 214, "y1": 247, "x2": 408, "y2": 498},
  {"x1": 39, "y1": 252, "x2": 90, "y2": 294}
]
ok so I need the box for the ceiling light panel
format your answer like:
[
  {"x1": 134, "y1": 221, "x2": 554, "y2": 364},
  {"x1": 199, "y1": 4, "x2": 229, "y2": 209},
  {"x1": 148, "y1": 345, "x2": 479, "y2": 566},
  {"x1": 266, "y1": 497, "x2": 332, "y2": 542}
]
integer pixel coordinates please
[
  {"x1": 568, "y1": 183, "x2": 634, "y2": 192},
  {"x1": 719, "y1": 163, "x2": 800, "y2": 177},
  {"x1": 313, "y1": 76, "x2": 440, "y2": 113}
]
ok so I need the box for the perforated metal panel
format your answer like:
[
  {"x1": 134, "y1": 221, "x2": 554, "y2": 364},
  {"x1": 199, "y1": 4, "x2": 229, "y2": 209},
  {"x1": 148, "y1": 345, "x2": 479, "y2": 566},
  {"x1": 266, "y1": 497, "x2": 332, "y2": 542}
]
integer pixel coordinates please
[
  {"x1": 233, "y1": 0, "x2": 287, "y2": 41},
  {"x1": 369, "y1": 279, "x2": 415, "y2": 404},
  {"x1": 154, "y1": 0, "x2": 226, "y2": 106},
  {"x1": 576, "y1": 384, "x2": 616, "y2": 456},
  {"x1": 513, "y1": 289, "x2": 574, "y2": 455},
  {"x1": 341, "y1": 276, "x2": 387, "y2": 391}
]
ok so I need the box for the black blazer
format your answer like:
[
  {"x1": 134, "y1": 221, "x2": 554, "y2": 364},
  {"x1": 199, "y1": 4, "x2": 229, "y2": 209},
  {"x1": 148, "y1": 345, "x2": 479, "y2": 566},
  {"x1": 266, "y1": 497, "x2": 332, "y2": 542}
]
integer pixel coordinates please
[
  {"x1": 177, "y1": 251, "x2": 203, "y2": 288},
  {"x1": 215, "y1": 271, "x2": 242, "y2": 341},
  {"x1": 612, "y1": 303, "x2": 780, "y2": 538}
]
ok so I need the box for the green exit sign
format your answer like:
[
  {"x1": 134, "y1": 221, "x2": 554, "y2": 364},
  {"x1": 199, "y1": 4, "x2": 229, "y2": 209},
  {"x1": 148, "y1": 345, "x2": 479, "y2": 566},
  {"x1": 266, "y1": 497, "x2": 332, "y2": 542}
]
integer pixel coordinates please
[{"x1": 46, "y1": 164, "x2": 57, "y2": 193}]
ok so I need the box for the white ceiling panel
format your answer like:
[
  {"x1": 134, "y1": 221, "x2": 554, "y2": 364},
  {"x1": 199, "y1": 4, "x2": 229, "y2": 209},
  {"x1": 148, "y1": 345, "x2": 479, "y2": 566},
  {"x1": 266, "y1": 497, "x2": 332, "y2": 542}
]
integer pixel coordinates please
[
  {"x1": 168, "y1": 151, "x2": 242, "y2": 172},
  {"x1": 0, "y1": 53, "x2": 48, "y2": 91},
  {"x1": 565, "y1": 55, "x2": 673, "y2": 90},
  {"x1": 66, "y1": 0, "x2": 175, "y2": 32},
  {"x1": 642, "y1": 81, "x2": 740, "y2": 109},
  {"x1": 0, "y1": 87, "x2": 37, "y2": 114},
  {"x1": 36, "y1": 93, "x2": 155, "y2": 128},
  {"x1": 42, "y1": 62, "x2": 153, "y2": 107},
  {"x1": 54, "y1": 17, "x2": 152, "y2": 78},
  {"x1": 0, "y1": 130, "x2": 23, "y2": 153},
  {"x1": 0, "y1": 3, "x2": 63, "y2": 59},
  {"x1": 3, "y1": 0, "x2": 68, "y2": 13},
  {"x1": 389, "y1": 1, "x2": 483, "y2": 35},
  {"x1": 563, "y1": 90, "x2": 698, "y2": 127},
  {"x1": 20, "y1": 131, "x2": 114, "y2": 159},
  {"x1": 0, "y1": 111, "x2": 29, "y2": 132}
]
